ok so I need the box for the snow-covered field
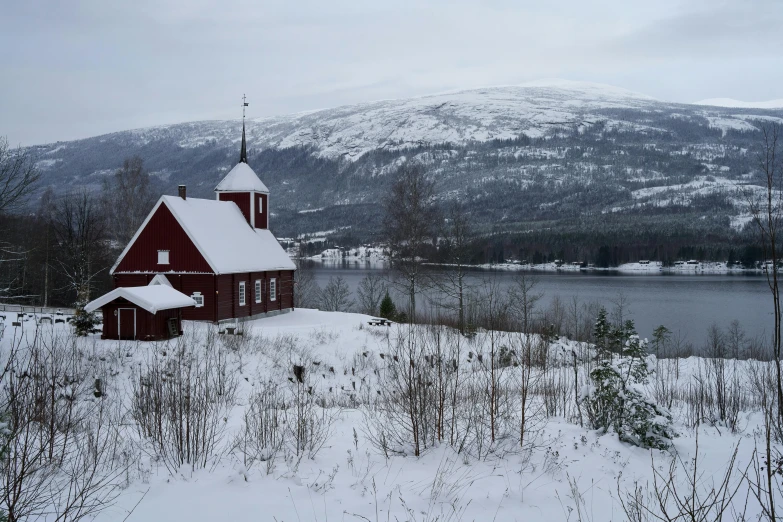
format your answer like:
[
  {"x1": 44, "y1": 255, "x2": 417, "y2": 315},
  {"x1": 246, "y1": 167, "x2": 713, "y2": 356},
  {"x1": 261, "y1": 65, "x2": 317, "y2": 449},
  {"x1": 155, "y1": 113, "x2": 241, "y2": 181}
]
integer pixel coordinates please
[{"x1": 1, "y1": 310, "x2": 779, "y2": 521}]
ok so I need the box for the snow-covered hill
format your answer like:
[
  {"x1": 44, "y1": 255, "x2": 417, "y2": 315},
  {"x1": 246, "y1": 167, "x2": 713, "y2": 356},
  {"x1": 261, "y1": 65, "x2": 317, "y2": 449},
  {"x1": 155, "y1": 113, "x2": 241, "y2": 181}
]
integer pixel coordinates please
[
  {"x1": 25, "y1": 80, "x2": 783, "y2": 246},
  {"x1": 695, "y1": 97, "x2": 783, "y2": 109},
  {"x1": 248, "y1": 80, "x2": 661, "y2": 160},
  {"x1": 2, "y1": 310, "x2": 777, "y2": 521}
]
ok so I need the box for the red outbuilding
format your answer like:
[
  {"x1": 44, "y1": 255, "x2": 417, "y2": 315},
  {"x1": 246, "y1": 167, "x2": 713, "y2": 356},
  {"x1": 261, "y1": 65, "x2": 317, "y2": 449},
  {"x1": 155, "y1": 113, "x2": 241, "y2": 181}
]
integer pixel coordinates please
[
  {"x1": 93, "y1": 121, "x2": 296, "y2": 330},
  {"x1": 85, "y1": 282, "x2": 196, "y2": 340}
]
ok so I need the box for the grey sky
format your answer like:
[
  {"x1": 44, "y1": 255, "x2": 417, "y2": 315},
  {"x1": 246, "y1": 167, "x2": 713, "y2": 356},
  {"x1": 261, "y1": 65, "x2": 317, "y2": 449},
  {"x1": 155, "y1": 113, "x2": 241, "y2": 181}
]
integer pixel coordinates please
[{"x1": 2, "y1": 0, "x2": 781, "y2": 146}]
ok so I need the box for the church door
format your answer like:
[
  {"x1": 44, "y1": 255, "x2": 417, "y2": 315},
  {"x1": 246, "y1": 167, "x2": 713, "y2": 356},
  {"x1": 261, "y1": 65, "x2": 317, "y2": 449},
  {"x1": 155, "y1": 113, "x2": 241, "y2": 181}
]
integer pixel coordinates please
[{"x1": 118, "y1": 308, "x2": 136, "y2": 340}]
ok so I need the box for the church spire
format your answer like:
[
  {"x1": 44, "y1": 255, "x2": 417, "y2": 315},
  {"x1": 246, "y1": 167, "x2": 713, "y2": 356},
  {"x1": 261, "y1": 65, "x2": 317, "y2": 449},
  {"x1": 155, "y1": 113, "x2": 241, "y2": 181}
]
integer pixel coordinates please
[
  {"x1": 239, "y1": 121, "x2": 247, "y2": 163},
  {"x1": 239, "y1": 94, "x2": 249, "y2": 163}
]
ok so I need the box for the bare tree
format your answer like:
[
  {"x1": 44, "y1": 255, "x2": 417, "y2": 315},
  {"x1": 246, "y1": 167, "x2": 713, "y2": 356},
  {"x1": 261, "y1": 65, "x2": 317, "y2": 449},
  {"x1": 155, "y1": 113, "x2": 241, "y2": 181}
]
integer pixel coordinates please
[
  {"x1": 51, "y1": 190, "x2": 109, "y2": 304},
  {"x1": 0, "y1": 137, "x2": 40, "y2": 215},
  {"x1": 476, "y1": 276, "x2": 511, "y2": 444},
  {"x1": 507, "y1": 273, "x2": 544, "y2": 445},
  {"x1": 0, "y1": 138, "x2": 40, "y2": 302},
  {"x1": 356, "y1": 273, "x2": 387, "y2": 316},
  {"x1": 433, "y1": 202, "x2": 474, "y2": 333},
  {"x1": 101, "y1": 157, "x2": 155, "y2": 247},
  {"x1": 293, "y1": 257, "x2": 319, "y2": 308},
  {"x1": 745, "y1": 124, "x2": 783, "y2": 427},
  {"x1": 383, "y1": 165, "x2": 439, "y2": 322},
  {"x1": 319, "y1": 275, "x2": 354, "y2": 312},
  {"x1": 508, "y1": 273, "x2": 543, "y2": 336},
  {"x1": 0, "y1": 239, "x2": 29, "y2": 302},
  {"x1": 618, "y1": 437, "x2": 749, "y2": 522}
]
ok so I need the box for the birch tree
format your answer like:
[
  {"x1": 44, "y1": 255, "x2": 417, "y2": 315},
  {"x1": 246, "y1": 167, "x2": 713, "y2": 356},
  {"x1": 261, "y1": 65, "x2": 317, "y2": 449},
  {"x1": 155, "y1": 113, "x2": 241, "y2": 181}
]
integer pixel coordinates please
[{"x1": 382, "y1": 165, "x2": 439, "y2": 322}]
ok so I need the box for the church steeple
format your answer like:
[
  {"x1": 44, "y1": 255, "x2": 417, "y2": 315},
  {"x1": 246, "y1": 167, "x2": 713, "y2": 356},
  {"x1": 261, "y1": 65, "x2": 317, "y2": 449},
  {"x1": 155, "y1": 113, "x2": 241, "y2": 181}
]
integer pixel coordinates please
[
  {"x1": 239, "y1": 121, "x2": 247, "y2": 163},
  {"x1": 215, "y1": 94, "x2": 270, "y2": 229},
  {"x1": 239, "y1": 94, "x2": 249, "y2": 163}
]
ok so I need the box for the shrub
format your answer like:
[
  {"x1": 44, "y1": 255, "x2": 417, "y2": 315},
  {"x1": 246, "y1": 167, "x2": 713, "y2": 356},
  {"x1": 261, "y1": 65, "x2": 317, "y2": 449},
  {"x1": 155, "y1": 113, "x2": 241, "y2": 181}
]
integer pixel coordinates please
[
  {"x1": 379, "y1": 292, "x2": 397, "y2": 320},
  {"x1": 584, "y1": 335, "x2": 674, "y2": 450},
  {"x1": 72, "y1": 298, "x2": 99, "y2": 336}
]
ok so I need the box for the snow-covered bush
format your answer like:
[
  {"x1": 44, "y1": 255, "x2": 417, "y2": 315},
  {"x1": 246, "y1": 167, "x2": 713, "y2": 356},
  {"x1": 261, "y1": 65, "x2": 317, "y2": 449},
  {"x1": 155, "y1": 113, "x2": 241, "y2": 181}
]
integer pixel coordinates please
[
  {"x1": 584, "y1": 334, "x2": 674, "y2": 450},
  {"x1": 72, "y1": 297, "x2": 99, "y2": 336},
  {"x1": 1, "y1": 329, "x2": 127, "y2": 521},
  {"x1": 131, "y1": 331, "x2": 238, "y2": 472},
  {"x1": 234, "y1": 382, "x2": 284, "y2": 474}
]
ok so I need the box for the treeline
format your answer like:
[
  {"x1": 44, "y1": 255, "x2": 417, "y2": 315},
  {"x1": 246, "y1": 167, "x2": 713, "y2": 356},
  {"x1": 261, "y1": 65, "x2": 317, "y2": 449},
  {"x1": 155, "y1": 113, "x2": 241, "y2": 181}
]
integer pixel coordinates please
[{"x1": 0, "y1": 156, "x2": 156, "y2": 308}]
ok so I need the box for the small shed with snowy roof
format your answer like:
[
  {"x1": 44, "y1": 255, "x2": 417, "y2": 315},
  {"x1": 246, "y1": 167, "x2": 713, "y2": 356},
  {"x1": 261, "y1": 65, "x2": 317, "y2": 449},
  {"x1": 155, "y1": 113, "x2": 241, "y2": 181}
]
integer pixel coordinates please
[{"x1": 85, "y1": 283, "x2": 196, "y2": 341}]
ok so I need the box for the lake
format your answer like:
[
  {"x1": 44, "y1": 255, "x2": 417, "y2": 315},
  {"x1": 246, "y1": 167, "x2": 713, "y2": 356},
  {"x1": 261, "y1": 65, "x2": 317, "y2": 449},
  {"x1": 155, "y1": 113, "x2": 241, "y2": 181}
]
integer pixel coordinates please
[{"x1": 310, "y1": 262, "x2": 772, "y2": 347}]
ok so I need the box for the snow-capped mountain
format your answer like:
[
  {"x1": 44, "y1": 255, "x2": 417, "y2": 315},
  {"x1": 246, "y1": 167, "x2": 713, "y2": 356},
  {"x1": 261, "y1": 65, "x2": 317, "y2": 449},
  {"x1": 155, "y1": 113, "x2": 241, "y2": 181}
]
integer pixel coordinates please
[
  {"x1": 695, "y1": 98, "x2": 783, "y2": 109},
  {"x1": 27, "y1": 80, "x2": 783, "y2": 248}
]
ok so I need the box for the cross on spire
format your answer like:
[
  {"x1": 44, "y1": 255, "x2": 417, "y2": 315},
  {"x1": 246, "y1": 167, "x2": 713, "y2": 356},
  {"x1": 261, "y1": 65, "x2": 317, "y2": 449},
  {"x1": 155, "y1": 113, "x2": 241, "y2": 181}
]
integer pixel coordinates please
[{"x1": 240, "y1": 94, "x2": 249, "y2": 163}]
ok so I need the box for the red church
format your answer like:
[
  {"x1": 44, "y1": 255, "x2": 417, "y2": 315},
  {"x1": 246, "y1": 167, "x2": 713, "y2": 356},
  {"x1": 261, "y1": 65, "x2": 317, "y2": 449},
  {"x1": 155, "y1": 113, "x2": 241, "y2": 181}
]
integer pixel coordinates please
[{"x1": 87, "y1": 121, "x2": 296, "y2": 339}]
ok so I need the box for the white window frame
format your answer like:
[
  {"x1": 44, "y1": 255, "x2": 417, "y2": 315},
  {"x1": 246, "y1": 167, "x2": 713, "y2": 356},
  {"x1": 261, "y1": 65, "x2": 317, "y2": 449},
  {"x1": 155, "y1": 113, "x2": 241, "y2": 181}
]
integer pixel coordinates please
[
  {"x1": 255, "y1": 280, "x2": 261, "y2": 303},
  {"x1": 157, "y1": 250, "x2": 170, "y2": 265},
  {"x1": 238, "y1": 281, "x2": 246, "y2": 306},
  {"x1": 191, "y1": 292, "x2": 204, "y2": 308},
  {"x1": 269, "y1": 278, "x2": 277, "y2": 302}
]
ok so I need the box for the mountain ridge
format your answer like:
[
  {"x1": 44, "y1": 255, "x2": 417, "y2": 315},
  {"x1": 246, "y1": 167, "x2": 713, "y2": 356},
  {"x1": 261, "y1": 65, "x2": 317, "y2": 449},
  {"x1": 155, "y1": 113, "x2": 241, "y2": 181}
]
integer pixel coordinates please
[
  {"x1": 695, "y1": 98, "x2": 783, "y2": 109},
  {"x1": 24, "y1": 81, "x2": 783, "y2": 259}
]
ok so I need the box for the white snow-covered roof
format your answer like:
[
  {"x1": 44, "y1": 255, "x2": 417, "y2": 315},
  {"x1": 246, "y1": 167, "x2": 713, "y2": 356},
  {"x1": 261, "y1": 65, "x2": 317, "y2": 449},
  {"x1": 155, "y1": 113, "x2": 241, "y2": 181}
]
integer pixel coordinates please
[
  {"x1": 85, "y1": 285, "x2": 196, "y2": 314},
  {"x1": 214, "y1": 162, "x2": 269, "y2": 193},
  {"x1": 111, "y1": 195, "x2": 296, "y2": 275},
  {"x1": 149, "y1": 274, "x2": 173, "y2": 287}
]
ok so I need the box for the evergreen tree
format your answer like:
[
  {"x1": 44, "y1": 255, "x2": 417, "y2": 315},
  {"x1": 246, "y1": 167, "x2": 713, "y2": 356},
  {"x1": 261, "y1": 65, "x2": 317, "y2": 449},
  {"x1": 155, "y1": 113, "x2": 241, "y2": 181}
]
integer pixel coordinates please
[
  {"x1": 651, "y1": 325, "x2": 671, "y2": 356},
  {"x1": 72, "y1": 293, "x2": 99, "y2": 336},
  {"x1": 379, "y1": 292, "x2": 397, "y2": 320},
  {"x1": 585, "y1": 314, "x2": 673, "y2": 449},
  {"x1": 593, "y1": 307, "x2": 610, "y2": 357}
]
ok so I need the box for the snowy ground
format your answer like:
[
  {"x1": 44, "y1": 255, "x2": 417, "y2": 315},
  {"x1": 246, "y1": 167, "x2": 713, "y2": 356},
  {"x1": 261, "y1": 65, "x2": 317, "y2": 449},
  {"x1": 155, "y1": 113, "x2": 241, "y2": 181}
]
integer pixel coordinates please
[{"x1": 1, "y1": 310, "x2": 778, "y2": 521}]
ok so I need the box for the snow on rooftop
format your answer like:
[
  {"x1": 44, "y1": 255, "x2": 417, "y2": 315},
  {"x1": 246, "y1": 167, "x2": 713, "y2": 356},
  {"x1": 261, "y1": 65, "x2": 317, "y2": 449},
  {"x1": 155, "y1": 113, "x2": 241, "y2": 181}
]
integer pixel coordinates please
[
  {"x1": 214, "y1": 162, "x2": 269, "y2": 193},
  {"x1": 160, "y1": 195, "x2": 295, "y2": 274},
  {"x1": 85, "y1": 285, "x2": 195, "y2": 314}
]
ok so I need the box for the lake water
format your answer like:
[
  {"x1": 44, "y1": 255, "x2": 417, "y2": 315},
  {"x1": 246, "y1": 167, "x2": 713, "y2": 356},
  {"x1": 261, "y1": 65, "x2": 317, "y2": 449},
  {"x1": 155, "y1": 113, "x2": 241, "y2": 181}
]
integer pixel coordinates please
[{"x1": 310, "y1": 263, "x2": 772, "y2": 346}]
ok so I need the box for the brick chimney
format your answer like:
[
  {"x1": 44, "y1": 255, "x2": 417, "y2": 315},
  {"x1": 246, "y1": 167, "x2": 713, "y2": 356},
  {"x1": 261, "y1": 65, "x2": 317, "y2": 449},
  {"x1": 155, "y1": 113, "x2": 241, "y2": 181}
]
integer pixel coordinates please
[{"x1": 178, "y1": 185, "x2": 186, "y2": 200}]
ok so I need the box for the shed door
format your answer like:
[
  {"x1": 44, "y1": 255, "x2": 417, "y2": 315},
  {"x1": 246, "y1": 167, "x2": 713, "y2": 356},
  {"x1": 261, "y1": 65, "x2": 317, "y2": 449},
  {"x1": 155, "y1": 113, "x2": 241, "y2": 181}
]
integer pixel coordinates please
[{"x1": 118, "y1": 308, "x2": 136, "y2": 340}]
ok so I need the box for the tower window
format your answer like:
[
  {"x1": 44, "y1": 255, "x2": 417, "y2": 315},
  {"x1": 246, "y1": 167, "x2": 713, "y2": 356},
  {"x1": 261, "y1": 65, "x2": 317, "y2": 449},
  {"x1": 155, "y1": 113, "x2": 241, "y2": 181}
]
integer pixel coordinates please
[
  {"x1": 158, "y1": 250, "x2": 170, "y2": 264},
  {"x1": 255, "y1": 280, "x2": 261, "y2": 303},
  {"x1": 269, "y1": 278, "x2": 277, "y2": 301},
  {"x1": 239, "y1": 281, "x2": 246, "y2": 306}
]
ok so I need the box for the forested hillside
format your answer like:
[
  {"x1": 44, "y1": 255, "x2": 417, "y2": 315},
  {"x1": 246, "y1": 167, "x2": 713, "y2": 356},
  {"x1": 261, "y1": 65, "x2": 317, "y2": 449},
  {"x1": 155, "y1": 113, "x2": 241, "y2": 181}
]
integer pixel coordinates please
[{"x1": 25, "y1": 81, "x2": 783, "y2": 263}]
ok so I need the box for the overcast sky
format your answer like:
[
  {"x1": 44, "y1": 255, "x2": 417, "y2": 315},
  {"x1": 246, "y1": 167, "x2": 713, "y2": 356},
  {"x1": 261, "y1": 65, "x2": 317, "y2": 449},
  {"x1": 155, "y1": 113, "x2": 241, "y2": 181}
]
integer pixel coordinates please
[{"x1": 2, "y1": 0, "x2": 782, "y2": 146}]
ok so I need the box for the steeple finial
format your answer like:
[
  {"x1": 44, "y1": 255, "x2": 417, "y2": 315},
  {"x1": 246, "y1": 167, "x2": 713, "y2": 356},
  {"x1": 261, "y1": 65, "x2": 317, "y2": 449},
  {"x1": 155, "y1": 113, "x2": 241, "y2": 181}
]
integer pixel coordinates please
[{"x1": 240, "y1": 94, "x2": 249, "y2": 163}]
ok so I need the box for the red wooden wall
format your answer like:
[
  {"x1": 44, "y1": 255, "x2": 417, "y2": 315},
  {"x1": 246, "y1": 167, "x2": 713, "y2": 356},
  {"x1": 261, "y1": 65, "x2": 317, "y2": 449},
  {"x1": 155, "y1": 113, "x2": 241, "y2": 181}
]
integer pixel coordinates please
[
  {"x1": 100, "y1": 298, "x2": 182, "y2": 341},
  {"x1": 256, "y1": 193, "x2": 268, "y2": 229},
  {"x1": 114, "y1": 274, "x2": 217, "y2": 322},
  {"x1": 214, "y1": 270, "x2": 294, "y2": 321},
  {"x1": 114, "y1": 270, "x2": 295, "y2": 324},
  {"x1": 218, "y1": 193, "x2": 251, "y2": 224},
  {"x1": 114, "y1": 204, "x2": 212, "y2": 274}
]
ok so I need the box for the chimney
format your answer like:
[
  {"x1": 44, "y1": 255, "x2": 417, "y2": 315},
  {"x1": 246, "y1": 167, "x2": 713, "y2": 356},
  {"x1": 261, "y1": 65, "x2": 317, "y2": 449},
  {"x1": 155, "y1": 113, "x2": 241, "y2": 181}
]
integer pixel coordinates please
[{"x1": 178, "y1": 185, "x2": 186, "y2": 200}]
